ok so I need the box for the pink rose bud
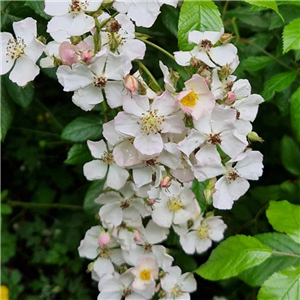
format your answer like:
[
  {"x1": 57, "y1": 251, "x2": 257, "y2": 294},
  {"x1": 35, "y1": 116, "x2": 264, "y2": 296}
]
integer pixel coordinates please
[
  {"x1": 161, "y1": 176, "x2": 171, "y2": 187},
  {"x1": 124, "y1": 74, "x2": 138, "y2": 91},
  {"x1": 81, "y1": 50, "x2": 93, "y2": 63},
  {"x1": 226, "y1": 91, "x2": 236, "y2": 104},
  {"x1": 59, "y1": 41, "x2": 78, "y2": 66},
  {"x1": 147, "y1": 198, "x2": 156, "y2": 205},
  {"x1": 98, "y1": 232, "x2": 110, "y2": 248},
  {"x1": 190, "y1": 58, "x2": 199, "y2": 68},
  {"x1": 134, "y1": 230, "x2": 142, "y2": 242}
]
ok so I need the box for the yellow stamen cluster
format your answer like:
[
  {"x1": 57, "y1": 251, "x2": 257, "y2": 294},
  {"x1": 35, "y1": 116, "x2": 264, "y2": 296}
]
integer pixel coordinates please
[
  {"x1": 5, "y1": 37, "x2": 25, "y2": 61},
  {"x1": 197, "y1": 223, "x2": 210, "y2": 239},
  {"x1": 140, "y1": 269, "x2": 151, "y2": 281},
  {"x1": 166, "y1": 197, "x2": 183, "y2": 212},
  {"x1": 100, "y1": 151, "x2": 114, "y2": 164},
  {"x1": 139, "y1": 109, "x2": 164, "y2": 135},
  {"x1": 180, "y1": 91, "x2": 198, "y2": 107},
  {"x1": 171, "y1": 284, "x2": 184, "y2": 298}
]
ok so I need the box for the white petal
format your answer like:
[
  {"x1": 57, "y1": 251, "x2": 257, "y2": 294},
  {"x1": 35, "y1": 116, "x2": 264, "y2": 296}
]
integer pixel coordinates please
[
  {"x1": 83, "y1": 160, "x2": 107, "y2": 180},
  {"x1": 44, "y1": 0, "x2": 70, "y2": 16},
  {"x1": 236, "y1": 151, "x2": 263, "y2": 180},
  {"x1": 13, "y1": 17, "x2": 37, "y2": 43},
  {"x1": 24, "y1": 38, "x2": 45, "y2": 63},
  {"x1": 1, "y1": 32, "x2": 15, "y2": 74},
  {"x1": 114, "y1": 112, "x2": 140, "y2": 137},
  {"x1": 105, "y1": 81, "x2": 124, "y2": 108},
  {"x1": 9, "y1": 56, "x2": 39, "y2": 86},
  {"x1": 134, "y1": 133, "x2": 163, "y2": 155},
  {"x1": 210, "y1": 44, "x2": 238, "y2": 66},
  {"x1": 106, "y1": 164, "x2": 129, "y2": 190},
  {"x1": 87, "y1": 140, "x2": 106, "y2": 159},
  {"x1": 72, "y1": 85, "x2": 103, "y2": 111},
  {"x1": 100, "y1": 203, "x2": 123, "y2": 226}
]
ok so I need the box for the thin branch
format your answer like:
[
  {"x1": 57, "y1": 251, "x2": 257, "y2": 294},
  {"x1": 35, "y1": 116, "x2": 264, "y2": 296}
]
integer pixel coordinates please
[{"x1": 7, "y1": 200, "x2": 83, "y2": 210}]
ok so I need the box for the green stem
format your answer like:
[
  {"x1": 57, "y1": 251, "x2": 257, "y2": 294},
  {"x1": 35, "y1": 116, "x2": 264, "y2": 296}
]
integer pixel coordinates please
[
  {"x1": 136, "y1": 36, "x2": 175, "y2": 61},
  {"x1": 232, "y1": 17, "x2": 240, "y2": 45},
  {"x1": 1, "y1": 1, "x2": 11, "y2": 13},
  {"x1": 272, "y1": 251, "x2": 300, "y2": 258},
  {"x1": 239, "y1": 38, "x2": 300, "y2": 75},
  {"x1": 7, "y1": 200, "x2": 82, "y2": 210},
  {"x1": 135, "y1": 60, "x2": 162, "y2": 93},
  {"x1": 34, "y1": 98, "x2": 64, "y2": 132},
  {"x1": 11, "y1": 127, "x2": 62, "y2": 138},
  {"x1": 254, "y1": 203, "x2": 269, "y2": 234},
  {"x1": 222, "y1": 1, "x2": 229, "y2": 21}
]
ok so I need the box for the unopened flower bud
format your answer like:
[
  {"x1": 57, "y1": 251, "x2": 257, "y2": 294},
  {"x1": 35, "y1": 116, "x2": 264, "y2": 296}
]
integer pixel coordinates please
[
  {"x1": 98, "y1": 232, "x2": 111, "y2": 248},
  {"x1": 190, "y1": 58, "x2": 200, "y2": 68},
  {"x1": 170, "y1": 69, "x2": 180, "y2": 89},
  {"x1": 81, "y1": 50, "x2": 93, "y2": 63},
  {"x1": 134, "y1": 230, "x2": 142, "y2": 242},
  {"x1": 248, "y1": 132, "x2": 264, "y2": 143},
  {"x1": 124, "y1": 74, "x2": 138, "y2": 92},
  {"x1": 147, "y1": 198, "x2": 156, "y2": 205},
  {"x1": 204, "y1": 189, "x2": 213, "y2": 205},
  {"x1": 37, "y1": 35, "x2": 47, "y2": 44},
  {"x1": 220, "y1": 33, "x2": 234, "y2": 44},
  {"x1": 225, "y1": 91, "x2": 236, "y2": 104},
  {"x1": 59, "y1": 41, "x2": 78, "y2": 66},
  {"x1": 161, "y1": 176, "x2": 171, "y2": 187},
  {"x1": 87, "y1": 262, "x2": 94, "y2": 273},
  {"x1": 119, "y1": 264, "x2": 128, "y2": 274}
]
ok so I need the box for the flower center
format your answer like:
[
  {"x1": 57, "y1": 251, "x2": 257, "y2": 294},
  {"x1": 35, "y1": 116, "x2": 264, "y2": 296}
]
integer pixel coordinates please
[
  {"x1": 94, "y1": 76, "x2": 107, "y2": 88},
  {"x1": 200, "y1": 39, "x2": 213, "y2": 52},
  {"x1": 139, "y1": 109, "x2": 164, "y2": 135},
  {"x1": 122, "y1": 287, "x2": 132, "y2": 297},
  {"x1": 140, "y1": 269, "x2": 151, "y2": 281},
  {"x1": 143, "y1": 242, "x2": 153, "y2": 253},
  {"x1": 6, "y1": 37, "x2": 26, "y2": 61},
  {"x1": 180, "y1": 91, "x2": 198, "y2": 107},
  {"x1": 69, "y1": 0, "x2": 88, "y2": 13},
  {"x1": 120, "y1": 199, "x2": 131, "y2": 210},
  {"x1": 100, "y1": 151, "x2": 114, "y2": 164},
  {"x1": 226, "y1": 169, "x2": 239, "y2": 182},
  {"x1": 98, "y1": 246, "x2": 112, "y2": 259},
  {"x1": 208, "y1": 133, "x2": 222, "y2": 145},
  {"x1": 166, "y1": 197, "x2": 183, "y2": 212},
  {"x1": 171, "y1": 284, "x2": 184, "y2": 298},
  {"x1": 197, "y1": 223, "x2": 210, "y2": 239}
]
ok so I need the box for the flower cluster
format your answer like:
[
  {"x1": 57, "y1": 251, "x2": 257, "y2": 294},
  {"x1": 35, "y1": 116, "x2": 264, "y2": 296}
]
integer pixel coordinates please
[{"x1": 1, "y1": 1, "x2": 264, "y2": 299}]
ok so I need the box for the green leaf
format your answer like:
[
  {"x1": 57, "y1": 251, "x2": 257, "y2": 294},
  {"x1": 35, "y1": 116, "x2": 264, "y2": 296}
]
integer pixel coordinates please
[
  {"x1": 64, "y1": 144, "x2": 93, "y2": 165},
  {"x1": 277, "y1": 1, "x2": 300, "y2": 6},
  {"x1": 195, "y1": 235, "x2": 272, "y2": 280},
  {"x1": 1, "y1": 204, "x2": 12, "y2": 215},
  {"x1": 266, "y1": 200, "x2": 300, "y2": 244},
  {"x1": 283, "y1": 18, "x2": 300, "y2": 53},
  {"x1": 178, "y1": 0, "x2": 223, "y2": 51},
  {"x1": 24, "y1": 1, "x2": 50, "y2": 20},
  {"x1": 262, "y1": 72, "x2": 297, "y2": 100},
  {"x1": 61, "y1": 116, "x2": 103, "y2": 142},
  {"x1": 1, "y1": 77, "x2": 16, "y2": 141},
  {"x1": 257, "y1": 265, "x2": 300, "y2": 300},
  {"x1": 239, "y1": 233, "x2": 300, "y2": 286},
  {"x1": 160, "y1": 5, "x2": 179, "y2": 37},
  {"x1": 2, "y1": 74, "x2": 35, "y2": 108},
  {"x1": 280, "y1": 135, "x2": 300, "y2": 176},
  {"x1": 240, "y1": 56, "x2": 273, "y2": 72},
  {"x1": 83, "y1": 180, "x2": 104, "y2": 214},
  {"x1": 290, "y1": 87, "x2": 300, "y2": 143},
  {"x1": 244, "y1": 1, "x2": 284, "y2": 21},
  {"x1": 191, "y1": 179, "x2": 210, "y2": 211}
]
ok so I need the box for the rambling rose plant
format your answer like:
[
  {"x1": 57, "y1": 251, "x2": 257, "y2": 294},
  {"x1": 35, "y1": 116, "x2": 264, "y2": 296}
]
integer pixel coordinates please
[{"x1": 1, "y1": 1, "x2": 267, "y2": 299}]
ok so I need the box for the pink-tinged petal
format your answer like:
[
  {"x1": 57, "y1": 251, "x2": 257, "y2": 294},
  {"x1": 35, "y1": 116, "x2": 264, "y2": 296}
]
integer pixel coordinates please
[
  {"x1": 114, "y1": 111, "x2": 140, "y2": 137},
  {"x1": 87, "y1": 140, "x2": 106, "y2": 159},
  {"x1": 44, "y1": 0, "x2": 70, "y2": 16},
  {"x1": 123, "y1": 94, "x2": 149, "y2": 116},
  {"x1": 57, "y1": 64, "x2": 94, "y2": 91},
  {"x1": 83, "y1": 160, "x2": 107, "y2": 180},
  {"x1": 210, "y1": 44, "x2": 237, "y2": 66},
  {"x1": 72, "y1": 85, "x2": 103, "y2": 111},
  {"x1": 185, "y1": 74, "x2": 210, "y2": 95},
  {"x1": 1, "y1": 32, "x2": 15, "y2": 74},
  {"x1": 134, "y1": 133, "x2": 163, "y2": 155},
  {"x1": 152, "y1": 91, "x2": 178, "y2": 115},
  {"x1": 99, "y1": 203, "x2": 123, "y2": 226},
  {"x1": 106, "y1": 163, "x2": 129, "y2": 190},
  {"x1": 13, "y1": 17, "x2": 37, "y2": 43},
  {"x1": 105, "y1": 81, "x2": 124, "y2": 108},
  {"x1": 9, "y1": 56, "x2": 39, "y2": 86},
  {"x1": 236, "y1": 151, "x2": 263, "y2": 180}
]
